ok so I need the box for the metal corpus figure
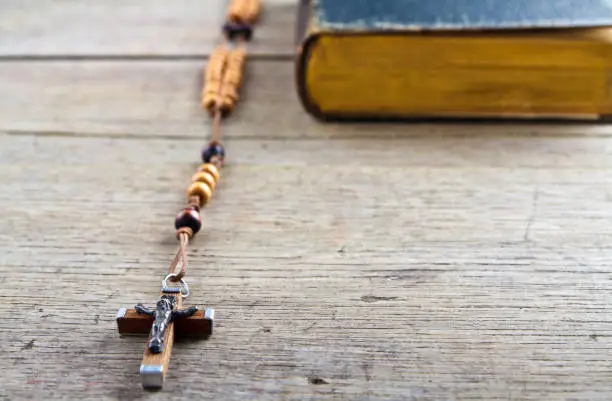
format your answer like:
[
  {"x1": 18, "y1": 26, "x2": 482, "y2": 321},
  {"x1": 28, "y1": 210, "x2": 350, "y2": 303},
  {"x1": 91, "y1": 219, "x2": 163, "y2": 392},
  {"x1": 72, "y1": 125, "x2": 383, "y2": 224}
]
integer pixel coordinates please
[{"x1": 135, "y1": 294, "x2": 198, "y2": 354}]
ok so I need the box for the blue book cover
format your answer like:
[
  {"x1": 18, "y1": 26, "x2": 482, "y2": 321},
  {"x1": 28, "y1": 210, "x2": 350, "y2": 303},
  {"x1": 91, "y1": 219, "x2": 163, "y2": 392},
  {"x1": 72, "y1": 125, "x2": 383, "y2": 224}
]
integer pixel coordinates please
[{"x1": 307, "y1": 0, "x2": 612, "y2": 31}]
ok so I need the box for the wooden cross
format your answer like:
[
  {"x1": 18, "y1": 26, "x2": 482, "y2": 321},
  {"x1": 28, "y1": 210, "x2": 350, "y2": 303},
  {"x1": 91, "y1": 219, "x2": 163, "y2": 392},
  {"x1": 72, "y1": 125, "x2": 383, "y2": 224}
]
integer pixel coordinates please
[{"x1": 116, "y1": 285, "x2": 214, "y2": 389}]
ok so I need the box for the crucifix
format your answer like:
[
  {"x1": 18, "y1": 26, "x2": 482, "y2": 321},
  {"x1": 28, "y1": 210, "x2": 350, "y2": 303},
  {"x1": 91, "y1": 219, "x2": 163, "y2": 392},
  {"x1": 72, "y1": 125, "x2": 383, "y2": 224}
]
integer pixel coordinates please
[{"x1": 116, "y1": 275, "x2": 214, "y2": 389}]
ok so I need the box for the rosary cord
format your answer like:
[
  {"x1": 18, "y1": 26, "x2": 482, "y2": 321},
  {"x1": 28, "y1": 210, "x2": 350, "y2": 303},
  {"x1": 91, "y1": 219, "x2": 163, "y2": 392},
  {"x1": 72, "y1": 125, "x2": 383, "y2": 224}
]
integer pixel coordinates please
[
  {"x1": 168, "y1": 1, "x2": 259, "y2": 283},
  {"x1": 212, "y1": 110, "x2": 223, "y2": 143},
  {"x1": 168, "y1": 231, "x2": 189, "y2": 280}
]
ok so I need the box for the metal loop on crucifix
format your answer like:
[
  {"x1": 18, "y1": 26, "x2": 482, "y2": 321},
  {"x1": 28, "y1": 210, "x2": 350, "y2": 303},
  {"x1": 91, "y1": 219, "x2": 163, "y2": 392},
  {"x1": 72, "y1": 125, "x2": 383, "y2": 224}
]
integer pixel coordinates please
[{"x1": 162, "y1": 273, "x2": 190, "y2": 298}]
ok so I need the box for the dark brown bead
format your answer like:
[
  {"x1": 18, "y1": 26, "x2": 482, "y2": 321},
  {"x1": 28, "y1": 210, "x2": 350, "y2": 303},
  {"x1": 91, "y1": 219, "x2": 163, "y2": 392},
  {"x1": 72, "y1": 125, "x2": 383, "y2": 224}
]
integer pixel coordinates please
[
  {"x1": 202, "y1": 141, "x2": 225, "y2": 164},
  {"x1": 174, "y1": 207, "x2": 202, "y2": 235},
  {"x1": 223, "y1": 21, "x2": 253, "y2": 41}
]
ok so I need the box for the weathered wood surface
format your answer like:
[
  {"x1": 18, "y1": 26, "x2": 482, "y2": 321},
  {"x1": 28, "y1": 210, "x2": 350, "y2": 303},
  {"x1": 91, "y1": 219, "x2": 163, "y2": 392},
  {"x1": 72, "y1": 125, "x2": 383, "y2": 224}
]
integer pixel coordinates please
[
  {"x1": 0, "y1": 0, "x2": 297, "y2": 57},
  {"x1": 2, "y1": 132, "x2": 612, "y2": 400},
  {"x1": 2, "y1": 1, "x2": 612, "y2": 401},
  {"x1": 4, "y1": 60, "x2": 612, "y2": 140}
]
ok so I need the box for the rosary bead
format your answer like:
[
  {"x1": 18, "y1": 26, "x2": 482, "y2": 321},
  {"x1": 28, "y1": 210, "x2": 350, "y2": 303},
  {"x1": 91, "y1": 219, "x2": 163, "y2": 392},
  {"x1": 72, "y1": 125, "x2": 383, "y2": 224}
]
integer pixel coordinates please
[
  {"x1": 197, "y1": 163, "x2": 220, "y2": 182},
  {"x1": 202, "y1": 46, "x2": 229, "y2": 114},
  {"x1": 223, "y1": 21, "x2": 253, "y2": 41},
  {"x1": 191, "y1": 171, "x2": 217, "y2": 191},
  {"x1": 174, "y1": 207, "x2": 202, "y2": 234},
  {"x1": 201, "y1": 141, "x2": 225, "y2": 164},
  {"x1": 187, "y1": 182, "x2": 213, "y2": 206},
  {"x1": 227, "y1": 0, "x2": 261, "y2": 24}
]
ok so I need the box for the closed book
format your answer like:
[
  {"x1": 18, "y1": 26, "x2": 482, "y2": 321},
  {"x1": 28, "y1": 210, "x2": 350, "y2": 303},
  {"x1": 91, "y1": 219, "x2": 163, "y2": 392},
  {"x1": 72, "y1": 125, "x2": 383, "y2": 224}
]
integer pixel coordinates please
[{"x1": 295, "y1": 0, "x2": 612, "y2": 121}]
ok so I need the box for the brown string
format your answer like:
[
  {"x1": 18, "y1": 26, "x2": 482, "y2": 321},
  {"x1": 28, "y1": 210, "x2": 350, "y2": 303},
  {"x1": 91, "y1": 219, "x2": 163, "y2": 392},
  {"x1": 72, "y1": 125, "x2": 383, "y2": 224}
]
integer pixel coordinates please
[
  {"x1": 168, "y1": 229, "x2": 191, "y2": 281},
  {"x1": 212, "y1": 109, "x2": 222, "y2": 143},
  {"x1": 188, "y1": 196, "x2": 201, "y2": 209}
]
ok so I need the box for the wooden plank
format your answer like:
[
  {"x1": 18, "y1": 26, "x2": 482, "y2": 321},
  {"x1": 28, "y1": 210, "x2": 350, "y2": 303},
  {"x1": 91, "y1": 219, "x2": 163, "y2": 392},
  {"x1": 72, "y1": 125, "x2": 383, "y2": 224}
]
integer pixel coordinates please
[
  {"x1": 3, "y1": 129, "x2": 612, "y2": 171},
  {"x1": 0, "y1": 0, "x2": 297, "y2": 57},
  {"x1": 1, "y1": 132, "x2": 612, "y2": 399},
  {"x1": 3, "y1": 60, "x2": 612, "y2": 140}
]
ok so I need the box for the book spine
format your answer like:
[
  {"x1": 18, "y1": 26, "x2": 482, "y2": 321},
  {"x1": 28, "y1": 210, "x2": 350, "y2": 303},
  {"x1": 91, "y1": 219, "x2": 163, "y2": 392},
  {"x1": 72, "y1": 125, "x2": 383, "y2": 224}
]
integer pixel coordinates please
[{"x1": 295, "y1": 0, "x2": 326, "y2": 121}]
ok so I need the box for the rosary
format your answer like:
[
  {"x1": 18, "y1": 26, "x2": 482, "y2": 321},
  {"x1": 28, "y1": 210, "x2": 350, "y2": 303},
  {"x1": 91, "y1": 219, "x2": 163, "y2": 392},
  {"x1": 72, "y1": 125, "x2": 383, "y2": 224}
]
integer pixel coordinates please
[{"x1": 115, "y1": 0, "x2": 261, "y2": 390}]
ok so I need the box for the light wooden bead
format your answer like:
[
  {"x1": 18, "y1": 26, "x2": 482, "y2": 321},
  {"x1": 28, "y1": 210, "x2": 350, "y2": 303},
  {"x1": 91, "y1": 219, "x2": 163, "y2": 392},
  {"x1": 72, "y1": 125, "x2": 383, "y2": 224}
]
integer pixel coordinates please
[
  {"x1": 187, "y1": 182, "x2": 212, "y2": 206},
  {"x1": 202, "y1": 46, "x2": 229, "y2": 112},
  {"x1": 191, "y1": 171, "x2": 216, "y2": 191},
  {"x1": 202, "y1": 80, "x2": 222, "y2": 110},
  {"x1": 197, "y1": 163, "x2": 220, "y2": 182},
  {"x1": 220, "y1": 86, "x2": 239, "y2": 111},
  {"x1": 220, "y1": 48, "x2": 246, "y2": 113},
  {"x1": 243, "y1": 0, "x2": 261, "y2": 24},
  {"x1": 227, "y1": 0, "x2": 260, "y2": 24},
  {"x1": 205, "y1": 46, "x2": 229, "y2": 82},
  {"x1": 227, "y1": 0, "x2": 247, "y2": 23}
]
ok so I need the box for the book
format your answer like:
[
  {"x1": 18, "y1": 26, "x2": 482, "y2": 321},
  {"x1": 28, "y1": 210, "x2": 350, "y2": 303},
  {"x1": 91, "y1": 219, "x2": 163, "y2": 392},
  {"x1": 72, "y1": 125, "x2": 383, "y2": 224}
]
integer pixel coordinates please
[{"x1": 295, "y1": 0, "x2": 612, "y2": 121}]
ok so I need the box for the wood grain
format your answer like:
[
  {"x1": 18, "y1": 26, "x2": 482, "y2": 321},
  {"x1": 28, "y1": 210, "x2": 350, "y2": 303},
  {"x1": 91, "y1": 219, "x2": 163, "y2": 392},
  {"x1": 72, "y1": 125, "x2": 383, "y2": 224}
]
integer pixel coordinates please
[
  {"x1": 1, "y1": 132, "x2": 612, "y2": 400},
  {"x1": 2, "y1": 1, "x2": 612, "y2": 398},
  {"x1": 3, "y1": 59, "x2": 612, "y2": 141},
  {"x1": 0, "y1": 0, "x2": 297, "y2": 57}
]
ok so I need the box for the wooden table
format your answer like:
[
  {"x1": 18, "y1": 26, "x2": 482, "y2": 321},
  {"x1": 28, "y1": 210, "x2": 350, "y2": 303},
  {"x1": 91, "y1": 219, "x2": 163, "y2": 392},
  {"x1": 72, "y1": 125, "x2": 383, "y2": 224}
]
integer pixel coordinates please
[{"x1": 1, "y1": 1, "x2": 611, "y2": 400}]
